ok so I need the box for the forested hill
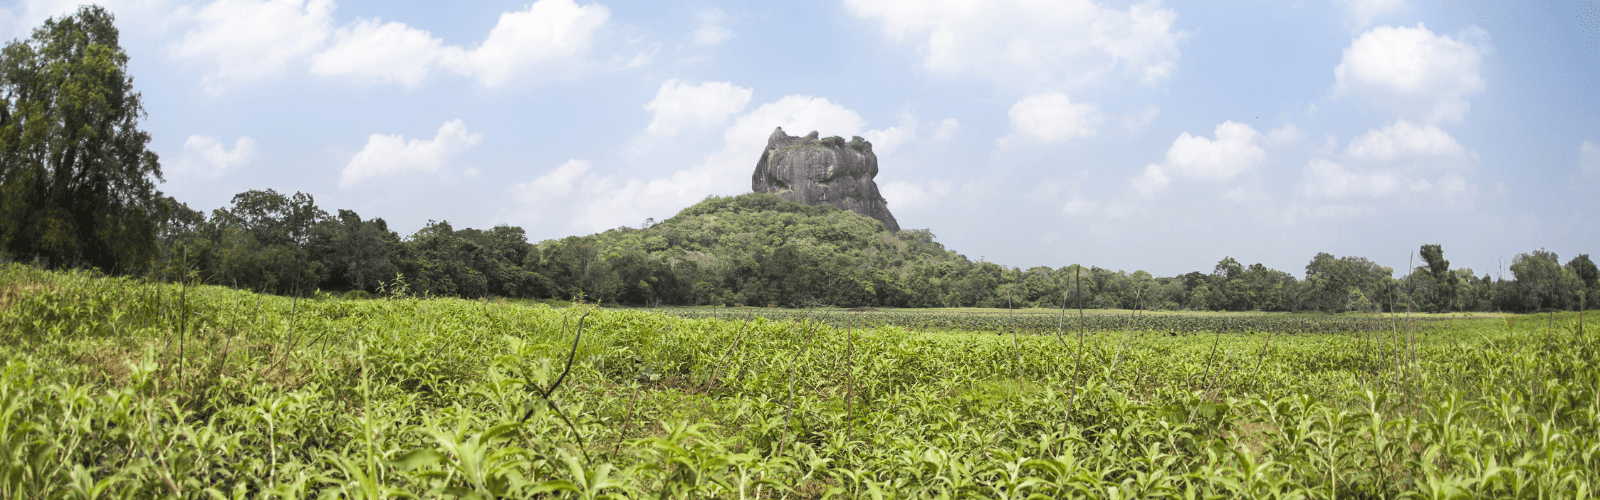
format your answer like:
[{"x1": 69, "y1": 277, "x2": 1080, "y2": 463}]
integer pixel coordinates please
[
  {"x1": 133, "y1": 187, "x2": 1596, "y2": 313},
  {"x1": 554, "y1": 193, "x2": 962, "y2": 307}
]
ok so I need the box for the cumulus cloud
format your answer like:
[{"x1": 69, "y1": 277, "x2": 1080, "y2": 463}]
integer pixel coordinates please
[
  {"x1": 508, "y1": 94, "x2": 909, "y2": 233},
  {"x1": 864, "y1": 126, "x2": 917, "y2": 155},
  {"x1": 2, "y1": 0, "x2": 180, "y2": 41},
  {"x1": 172, "y1": 135, "x2": 258, "y2": 178},
  {"x1": 1131, "y1": 121, "x2": 1266, "y2": 195},
  {"x1": 1130, "y1": 164, "x2": 1170, "y2": 197},
  {"x1": 454, "y1": 0, "x2": 610, "y2": 87},
  {"x1": 1337, "y1": 0, "x2": 1405, "y2": 29},
  {"x1": 644, "y1": 79, "x2": 753, "y2": 137},
  {"x1": 1298, "y1": 158, "x2": 1402, "y2": 199},
  {"x1": 1581, "y1": 141, "x2": 1600, "y2": 177},
  {"x1": 1343, "y1": 119, "x2": 1476, "y2": 167},
  {"x1": 513, "y1": 159, "x2": 592, "y2": 202},
  {"x1": 175, "y1": 0, "x2": 609, "y2": 90},
  {"x1": 844, "y1": 0, "x2": 1182, "y2": 91},
  {"x1": 1002, "y1": 92, "x2": 1103, "y2": 145},
  {"x1": 932, "y1": 118, "x2": 960, "y2": 141},
  {"x1": 1061, "y1": 195, "x2": 1099, "y2": 215},
  {"x1": 1292, "y1": 121, "x2": 1478, "y2": 217},
  {"x1": 1266, "y1": 123, "x2": 1302, "y2": 147},
  {"x1": 881, "y1": 180, "x2": 953, "y2": 211},
  {"x1": 309, "y1": 18, "x2": 454, "y2": 87},
  {"x1": 1334, "y1": 23, "x2": 1488, "y2": 124},
  {"x1": 170, "y1": 0, "x2": 335, "y2": 92},
  {"x1": 691, "y1": 8, "x2": 732, "y2": 45},
  {"x1": 340, "y1": 119, "x2": 483, "y2": 187},
  {"x1": 1121, "y1": 105, "x2": 1160, "y2": 134}
]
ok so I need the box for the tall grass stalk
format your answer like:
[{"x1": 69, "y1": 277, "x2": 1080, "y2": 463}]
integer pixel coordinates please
[{"x1": 783, "y1": 316, "x2": 820, "y2": 456}]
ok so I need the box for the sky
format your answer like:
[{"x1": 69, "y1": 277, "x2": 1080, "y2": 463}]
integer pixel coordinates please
[{"x1": 3, "y1": 0, "x2": 1597, "y2": 278}]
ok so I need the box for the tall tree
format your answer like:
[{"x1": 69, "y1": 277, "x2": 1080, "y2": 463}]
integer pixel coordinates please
[
  {"x1": 0, "y1": 6, "x2": 163, "y2": 271},
  {"x1": 1416, "y1": 244, "x2": 1457, "y2": 312}
]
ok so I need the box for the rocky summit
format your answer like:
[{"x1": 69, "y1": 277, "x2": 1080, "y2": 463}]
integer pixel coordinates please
[{"x1": 751, "y1": 127, "x2": 900, "y2": 233}]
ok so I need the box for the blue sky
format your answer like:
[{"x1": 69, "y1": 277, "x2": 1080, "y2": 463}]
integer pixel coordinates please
[{"x1": 4, "y1": 0, "x2": 1597, "y2": 277}]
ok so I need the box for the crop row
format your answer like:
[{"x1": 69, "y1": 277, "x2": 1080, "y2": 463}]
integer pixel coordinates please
[{"x1": 658, "y1": 307, "x2": 1446, "y2": 335}]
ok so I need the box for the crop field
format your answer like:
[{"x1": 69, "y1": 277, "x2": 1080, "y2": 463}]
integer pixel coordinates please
[
  {"x1": 653, "y1": 307, "x2": 1461, "y2": 336},
  {"x1": 1, "y1": 264, "x2": 1596, "y2": 498}
]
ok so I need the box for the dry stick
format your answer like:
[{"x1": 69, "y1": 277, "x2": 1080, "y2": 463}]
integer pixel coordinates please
[
  {"x1": 1055, "y1": 287, "x2": 1071, "y2": 350},
  {"x1": 1067, "y1": 267, "x2": 1087, "y2": 427},
  {"x1": 1207, "y1": 349, "x2": 1235, "y2": 399},
  {"x1": 178, "y1": 247, "x2": 188, "y2": 391},
  {"x1": 521, "y1": 312, "x2": 592, "y2": 463},
  {"x1": 1009, "y1": 289, "x2": 1022, "y2": 379},
  {"x1": 782, "y1": 316, "x2": 822, "y2": 457},
  {"x1": 845, "y1": 324, "x2": 855, "y2": 444},
  {"x1": 700, "y1": 320, "x2": 751, "y2": 394},
  {"x1": 1109, "y1": 289, "x2": 1142, "y2": 384},
  {"x1": 1198, "y1": 327, "x2": 1224, "y2": 396},
  {"x1": 1251, "y1": 327, "x2": 1276, "y2": 394},
  {"x1": 1541, "y1": 311, "x2": 1555, "y2": 393},
  {"x1": 1406, "y1": 251, "x2": 1417, "y2": 405}
]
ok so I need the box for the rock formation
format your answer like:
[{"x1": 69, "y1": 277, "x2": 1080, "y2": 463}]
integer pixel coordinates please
[{"x1": 751, "y1": 127, "x2": 900, "y2": 233}]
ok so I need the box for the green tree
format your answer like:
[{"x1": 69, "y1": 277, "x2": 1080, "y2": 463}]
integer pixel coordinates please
[
  {"x1": 1414, "y1": 244, "x2": 1457, "y2": 312},
  {"x1": 1505, "y1": 249, "x2": 1578, "y2": 311},
  {"x1": 1568, "y1": 254, "x2": 1598, "y2": 309},
  {"x1": 308, "y1": 209, "x2": 400, "y2": 292},
  {"x1": 0, "y1": 6, "x2": 163, "y2": 272}
]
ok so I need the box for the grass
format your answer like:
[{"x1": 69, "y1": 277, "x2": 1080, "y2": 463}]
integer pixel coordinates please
[{"x1": 1, "y1": 263, "x2": 1595, "y2": 498}]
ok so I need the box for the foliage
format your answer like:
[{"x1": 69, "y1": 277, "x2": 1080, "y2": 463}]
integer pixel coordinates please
[
  {"x1": 0, "y1": 6, "x2": 163, "y2": 273},
  {"x1": 3, "y1": 264, "x2": 1598, "y2": 498}
]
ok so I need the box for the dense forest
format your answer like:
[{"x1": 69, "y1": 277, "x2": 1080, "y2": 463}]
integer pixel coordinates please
[
  {"x1": 3, "y1": 7, "x2": 1596, "y2": 313},
  {"x1": 129, "y1": 188, "x2": 1594, "y2": 313}
]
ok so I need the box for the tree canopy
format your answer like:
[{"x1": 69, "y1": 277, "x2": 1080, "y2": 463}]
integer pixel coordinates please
[{"x1": 0, "y1": 6, "x2": 163, "y2": 272}]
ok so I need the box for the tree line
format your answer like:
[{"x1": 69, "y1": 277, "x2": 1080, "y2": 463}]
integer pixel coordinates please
[
  {"x1": 4, "y1": 7, "x2": 1596, "y2": 314},
  {"x1": 136, "y1": 188, "x2": 1597, "y2": 314}
]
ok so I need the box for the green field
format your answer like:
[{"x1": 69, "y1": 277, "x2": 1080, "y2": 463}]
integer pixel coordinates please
[{"x1": 2, "y1": 264, "x2": 1595, "y2": 498}]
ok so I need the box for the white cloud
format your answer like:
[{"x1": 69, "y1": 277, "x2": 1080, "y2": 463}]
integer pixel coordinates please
[
  {"x1": 1298, "y1": 158, "x2": 1402, "y2": 199},
  {"x1": 1002, "y1": 92, "x2": 1103, "y2": 145},
  {"x1": 1128, "y1": 121, "x2": 1265, "y2": 196},
  {"x1": 170, "y1": 0, "x2": 335, "y2": 92},
  {"x1": 1343, "y1": 120, "x2": 1467, "y2": 162},
  {"x1": 1062, "y1": 195, "x2": 1099, "y2": 215},
  {"x1": 844, "y1": 0, "x2": 1182, "y2": 91},
  {"x1": 1121, "y1": 105, "x2": 1160, "y2": 134},
  {"x1": 644, "y1": 79, "x2": 753, "y2": 137},
  {"x1": 1334, "y1": 23, "x2": 1488, "y2": 123},
  {"x1": 1337, "y1": 0, "x2": 1405, "y2": 29},
  {"x1": 691, "y1": 8, "x2": 732, "y2": 45},
  {"x1": 452, "y1": 0, "x2": 610, "y2": 87},
  {"x1": 1295, "y1": 123, "x2": 1477, "y2": 205},
  {"x1": 932, "y1": 118, "x2": 960, "y2": 141},
  {"x1": 172, "y1": 135, "x2": 257, "y2": 178},
  {"x1": 882, "y1": 180, "x2": 953, "y2": 211},
  {"x1": 510, "y1": 94, "x2": 891, "y2": 233},
  {"x1": 513, "y1": 159, "x2": 592, "y2": 202},
  {"x1": 2, "y1": 0, "x2": 181, "y2": 41},
  {"x1": 864, "y1": 126, "x2": 916, "y2": 155},
  {"x1": 1583, "y1": 141, "x2": 1600, "y2": 177},
  {"x1": 1223, "y1": 185, "x2": 1270, "y2": 204},
  {"x1": 309, "y1": 18, "x2": 454, "y2": 87},
  {"x1": 1130, "y1": 164, "x2": 1170, "y2": 197},
  {"x1": 1166, "y1": 121, "x2": 1267, "y2": 180},
  {"x1": 1266, "y1": 123, "x2": 1302, "y2": 147},
  {"x1": 340, "y1": 119, "x2": 484, "y2": 187},
  {"x1": 175, "y1": 0, "x2": 609, "y2": 90}
]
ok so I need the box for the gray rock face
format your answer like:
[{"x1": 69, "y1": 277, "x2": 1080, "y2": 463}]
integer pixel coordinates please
[{"x1": 751, "y1": 127, "x2": 900, "y2": 233}]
